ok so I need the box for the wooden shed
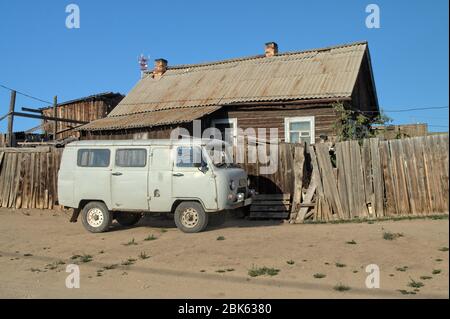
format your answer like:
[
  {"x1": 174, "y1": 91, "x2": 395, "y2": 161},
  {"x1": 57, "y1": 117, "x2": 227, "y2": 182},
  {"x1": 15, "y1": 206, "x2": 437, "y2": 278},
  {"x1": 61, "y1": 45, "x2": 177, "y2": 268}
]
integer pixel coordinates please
[
  {"x1": 41, "y1": 92, "x2": 123, "y2": 140},
  {"x1": 79, "y1": 41, "x2": 379, "y2": 144}
]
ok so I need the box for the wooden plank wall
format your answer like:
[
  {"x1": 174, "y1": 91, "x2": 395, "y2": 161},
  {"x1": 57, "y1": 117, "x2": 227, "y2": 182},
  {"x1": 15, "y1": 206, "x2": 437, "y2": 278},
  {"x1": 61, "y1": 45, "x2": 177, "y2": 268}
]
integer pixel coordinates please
[
  {"x1": 42, "y1": 100, "x2": 109, "y2": 140},
  {"x1": 309, "y1": 134, "x2": 448, "y2": 222},
  {"x1": 0, "y1": 147, "x2": 63, "y2": 209},
  {"x1": 0, "y1": 134, "x2": 6, "y2": 147},
  {"x1": 238, "y1": 142, "x2": 303, "y2": 194}
]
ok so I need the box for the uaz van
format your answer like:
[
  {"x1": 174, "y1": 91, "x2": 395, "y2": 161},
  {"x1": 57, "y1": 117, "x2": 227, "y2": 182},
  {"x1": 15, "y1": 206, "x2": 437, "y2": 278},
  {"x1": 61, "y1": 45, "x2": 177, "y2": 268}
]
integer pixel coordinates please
[{"x1": 58, "y1": 138, "x2": 253, "y2": 233}]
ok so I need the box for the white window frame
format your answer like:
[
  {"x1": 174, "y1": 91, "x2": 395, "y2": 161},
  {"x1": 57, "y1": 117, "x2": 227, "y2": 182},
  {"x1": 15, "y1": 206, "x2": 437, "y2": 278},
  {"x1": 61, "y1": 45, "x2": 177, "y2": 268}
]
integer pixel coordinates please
[
  {"x1": 211, "y1": 118, "x2": 238, "y2": 145},
  {"x1": 284, "y1": 116, "x2": 315, "y2": 144}
]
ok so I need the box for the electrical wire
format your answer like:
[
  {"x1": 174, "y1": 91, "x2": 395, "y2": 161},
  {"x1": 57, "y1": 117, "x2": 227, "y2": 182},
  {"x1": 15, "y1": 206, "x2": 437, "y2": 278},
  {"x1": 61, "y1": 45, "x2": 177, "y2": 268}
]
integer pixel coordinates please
[{"x1": 0, "y1": 84, "x2": 52, "y2": 104}]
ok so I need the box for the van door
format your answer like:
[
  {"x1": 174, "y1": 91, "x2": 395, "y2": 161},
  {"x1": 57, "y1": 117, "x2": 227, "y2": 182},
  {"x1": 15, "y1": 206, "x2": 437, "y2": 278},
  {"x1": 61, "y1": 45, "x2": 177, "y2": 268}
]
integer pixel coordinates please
[
  {"x1": 110, "y1": 147, "x2": 149, "y2": 211},
  {"x1": 171, "y1": 146, "x2": 218, "y2": 210},
  {"x1": 75, "y1": 148, "x2": 112, "y2": 208},
  {"x1": 148, "y1": 146, "x2": 173, "y2": 212}
]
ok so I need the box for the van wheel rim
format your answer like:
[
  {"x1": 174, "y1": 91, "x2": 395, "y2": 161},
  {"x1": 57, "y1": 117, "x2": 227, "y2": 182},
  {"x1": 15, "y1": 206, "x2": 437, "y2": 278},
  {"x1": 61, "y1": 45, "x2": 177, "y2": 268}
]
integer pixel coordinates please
[
  {"x1": 180, "y1": 208, "x2": 199, "y2": 228},
  {"x1": 87, "y1": 208, "x2": 104, "y2": 227}
]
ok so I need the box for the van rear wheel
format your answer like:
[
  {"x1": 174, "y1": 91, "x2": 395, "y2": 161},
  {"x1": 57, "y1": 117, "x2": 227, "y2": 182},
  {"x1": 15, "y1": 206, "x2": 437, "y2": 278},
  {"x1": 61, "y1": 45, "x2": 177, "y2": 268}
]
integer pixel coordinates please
[
  {"x1": 174, "y1": 202, "x2": 208, "y2": 233},
  {"x1": 81, "y1": 201, "x2": 112, "y2": 233},
  {"x1": 115, "y1": 212, "x2": 142, "y2": 226}
]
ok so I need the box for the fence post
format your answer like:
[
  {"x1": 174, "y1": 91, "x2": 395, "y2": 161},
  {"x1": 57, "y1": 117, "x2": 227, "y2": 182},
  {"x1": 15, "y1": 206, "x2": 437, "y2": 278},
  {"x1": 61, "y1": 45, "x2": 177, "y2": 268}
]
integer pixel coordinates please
[
  {"x1": 53, "y1": 96, "x2": 58, "y2": 140},
  {"x1": 7, "y1": 90, "x2": 16, "y2": 147}
]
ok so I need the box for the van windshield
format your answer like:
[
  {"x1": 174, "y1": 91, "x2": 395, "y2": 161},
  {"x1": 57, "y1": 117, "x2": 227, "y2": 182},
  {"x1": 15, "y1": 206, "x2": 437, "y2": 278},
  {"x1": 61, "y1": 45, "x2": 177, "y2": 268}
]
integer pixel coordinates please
[{"x1": 204, "y1": 144, "x2": 239, "y2": 168}]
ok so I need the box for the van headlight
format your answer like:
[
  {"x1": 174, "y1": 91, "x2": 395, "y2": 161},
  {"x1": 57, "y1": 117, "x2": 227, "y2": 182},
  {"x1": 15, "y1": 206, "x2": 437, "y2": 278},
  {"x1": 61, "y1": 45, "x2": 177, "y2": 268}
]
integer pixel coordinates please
[{"x1": 230, "y1": 180, "x2": 236, "y2": 190}]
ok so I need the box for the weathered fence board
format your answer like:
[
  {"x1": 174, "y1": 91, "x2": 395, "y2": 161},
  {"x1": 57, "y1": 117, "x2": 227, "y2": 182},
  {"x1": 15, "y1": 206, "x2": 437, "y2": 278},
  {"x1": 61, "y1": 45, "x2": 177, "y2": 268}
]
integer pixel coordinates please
[{"x1": 0, "y1": 148, "x2": 63, "y2": 209}]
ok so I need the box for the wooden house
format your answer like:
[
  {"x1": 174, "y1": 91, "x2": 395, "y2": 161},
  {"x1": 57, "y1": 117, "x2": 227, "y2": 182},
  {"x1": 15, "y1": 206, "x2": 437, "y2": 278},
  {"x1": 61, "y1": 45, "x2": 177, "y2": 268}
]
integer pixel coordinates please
[{"x1": 79, "y1": 41, "x2": 379, "y2": 144}]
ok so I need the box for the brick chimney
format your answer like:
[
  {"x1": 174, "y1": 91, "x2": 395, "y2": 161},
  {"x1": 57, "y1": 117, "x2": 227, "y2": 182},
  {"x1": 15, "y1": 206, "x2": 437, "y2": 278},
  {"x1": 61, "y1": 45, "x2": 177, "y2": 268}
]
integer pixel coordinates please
[
  {"x1": 265, "y1": 42, "x2": 278, "y2": 57},
  {"x1": 153, "y1": 58, "x2": 168, "y2": 78}
]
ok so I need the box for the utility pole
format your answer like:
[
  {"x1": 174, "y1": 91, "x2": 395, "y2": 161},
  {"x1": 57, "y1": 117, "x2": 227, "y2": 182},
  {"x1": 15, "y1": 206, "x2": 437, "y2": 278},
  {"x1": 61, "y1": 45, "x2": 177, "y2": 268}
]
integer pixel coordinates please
[
  {"x1": 53, "y1": 96, "x2": 58, "y2": 140},
  {"x1": 7, "y1": 90, "x2": 16, "y2": 147}
]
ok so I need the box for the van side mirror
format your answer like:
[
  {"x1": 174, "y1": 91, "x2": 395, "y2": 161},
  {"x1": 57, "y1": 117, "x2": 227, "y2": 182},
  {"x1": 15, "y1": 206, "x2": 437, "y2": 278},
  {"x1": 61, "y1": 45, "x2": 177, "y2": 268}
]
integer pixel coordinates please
[{"x1": 198, "y1": 161, "x2": 208, "y2": 173}]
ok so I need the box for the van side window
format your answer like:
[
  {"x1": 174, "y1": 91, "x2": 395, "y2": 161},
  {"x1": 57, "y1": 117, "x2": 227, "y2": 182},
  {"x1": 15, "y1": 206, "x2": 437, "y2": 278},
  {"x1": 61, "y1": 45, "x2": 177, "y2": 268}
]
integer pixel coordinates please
[
  {"x1": 176, "y1": 146, "x2": 203, "y2": 167},
  {"x1": 77, "y1": 149, "x2": 110, "y2": 167},
  {"x1": 116, "y1": 149, "x2": 147, "y2": 167}
]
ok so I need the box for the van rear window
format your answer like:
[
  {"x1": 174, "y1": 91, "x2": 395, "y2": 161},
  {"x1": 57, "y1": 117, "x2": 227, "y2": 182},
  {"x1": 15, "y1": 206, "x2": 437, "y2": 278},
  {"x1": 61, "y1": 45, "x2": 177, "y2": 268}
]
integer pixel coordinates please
[
  {"x1": 77, "y1": 149, "x2": 110, "y2": 167},
  {"x1": 116, "y1": 149, "x2": 147, "y2": 167}
]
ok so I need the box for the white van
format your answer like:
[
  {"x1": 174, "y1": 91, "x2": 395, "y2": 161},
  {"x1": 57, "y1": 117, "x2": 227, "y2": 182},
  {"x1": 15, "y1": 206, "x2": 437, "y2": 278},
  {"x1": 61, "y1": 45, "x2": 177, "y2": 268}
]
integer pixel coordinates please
[{"x1": 58, "y1": 138, "x2": 253, "y2": 233}]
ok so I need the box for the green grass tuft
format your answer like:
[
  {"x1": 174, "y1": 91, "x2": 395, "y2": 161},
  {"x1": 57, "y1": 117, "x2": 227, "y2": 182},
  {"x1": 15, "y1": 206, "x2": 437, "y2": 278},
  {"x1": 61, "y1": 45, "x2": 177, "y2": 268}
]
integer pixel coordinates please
[
  {"x1": 248, "y1": 266, "x2": 280, "y2": 277},
  {"x1": 408, "y1": 278, "x2": 424, "y2": 289},
  {"x1": 216, "y1": 236, "x2": 226, "y2": 241},
  {"x1": 313, "y1": 273, "x2": 326, "y2": 279},
  {"x1": 123, "y1": 238, "x2": 138, "y2": 246},
  {"x1": 103, "y1": 264, "x2": 118, "y2": 270},
  {"x1": 333, "y1": 283, "x2": 351, "y2": 292},
  {"x1": 286, "y1": 260, "x2": 295, "y2": 265},
  {"x1": 346, "y1": 240, "x2": 357, "y2": 245},
  {"x1": 144, "y1": 234, "x2": 157, "y2": 241},
  {"x1": 335, "y1": 262, "x2": 346, "y2": 268},
  {"x1": 383, "y1": 231, "x2": 404, "y2": 240},
  {"x1": 121, "y1": 258, "x2": 137, "y2": 266},
  {"x1": 432, "y1": 269, "x2": 442, "y2": 275},
  {"x1": 139, "y1": 252, "x2": 150, "y2": 260}
]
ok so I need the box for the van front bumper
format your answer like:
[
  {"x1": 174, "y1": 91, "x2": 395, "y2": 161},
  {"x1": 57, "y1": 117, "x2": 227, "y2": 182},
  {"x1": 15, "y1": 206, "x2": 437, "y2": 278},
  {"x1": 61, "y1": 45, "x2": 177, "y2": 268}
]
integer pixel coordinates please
[{"x1": 225, "y1": 189, "x2": 254, "y2": 209}]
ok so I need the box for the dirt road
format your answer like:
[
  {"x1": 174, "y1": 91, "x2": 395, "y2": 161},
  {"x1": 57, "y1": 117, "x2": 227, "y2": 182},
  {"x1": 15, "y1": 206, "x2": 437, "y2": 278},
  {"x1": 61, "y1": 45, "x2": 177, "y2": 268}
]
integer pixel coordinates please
[{"x1": 0, "y1": 208, "x2": 448, "y2": 298}]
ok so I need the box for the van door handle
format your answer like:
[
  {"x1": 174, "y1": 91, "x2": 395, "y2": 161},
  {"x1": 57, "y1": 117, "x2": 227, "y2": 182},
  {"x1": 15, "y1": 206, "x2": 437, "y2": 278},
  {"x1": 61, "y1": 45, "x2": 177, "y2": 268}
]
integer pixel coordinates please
[
  {"x1": 172, "y1": 173, "x2": 184, "y2": 177},
  {"x1": 112, "y1": 172, "x2": 123, "y2": 176}
]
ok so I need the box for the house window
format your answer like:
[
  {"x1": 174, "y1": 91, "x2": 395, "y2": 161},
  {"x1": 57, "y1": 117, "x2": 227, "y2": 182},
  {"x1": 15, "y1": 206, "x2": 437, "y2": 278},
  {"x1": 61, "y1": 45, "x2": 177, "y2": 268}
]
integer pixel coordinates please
[
  {"x1": 284, "y1": 116, "x2": 315, "y2": 144},
  {"x1": 211, "y1": 118, "x2": 237, "y2": 145}
]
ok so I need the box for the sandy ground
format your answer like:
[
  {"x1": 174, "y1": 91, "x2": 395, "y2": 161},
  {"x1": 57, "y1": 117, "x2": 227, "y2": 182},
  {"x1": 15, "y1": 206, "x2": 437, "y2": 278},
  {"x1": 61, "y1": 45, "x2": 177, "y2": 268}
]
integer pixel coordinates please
[{"x1": 0, "y1": 208, "x2": 448, "y2": 299}]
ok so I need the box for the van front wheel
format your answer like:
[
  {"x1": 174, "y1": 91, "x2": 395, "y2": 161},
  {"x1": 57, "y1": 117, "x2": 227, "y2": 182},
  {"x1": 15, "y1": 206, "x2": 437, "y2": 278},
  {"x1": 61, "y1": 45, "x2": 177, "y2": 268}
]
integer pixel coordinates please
[
  {"x1": 81, "y1": 201, "x2": 112, "y2": 233},
  {"x1": 174, "y1": 202, "x2": 208, "y2": 233}
]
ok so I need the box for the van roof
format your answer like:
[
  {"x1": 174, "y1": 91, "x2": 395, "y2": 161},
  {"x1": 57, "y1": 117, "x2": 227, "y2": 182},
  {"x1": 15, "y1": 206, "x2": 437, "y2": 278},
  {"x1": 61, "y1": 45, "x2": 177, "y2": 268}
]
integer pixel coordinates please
[{"x1": 66, "y1": 138, "x2": 227, "y2": 148}]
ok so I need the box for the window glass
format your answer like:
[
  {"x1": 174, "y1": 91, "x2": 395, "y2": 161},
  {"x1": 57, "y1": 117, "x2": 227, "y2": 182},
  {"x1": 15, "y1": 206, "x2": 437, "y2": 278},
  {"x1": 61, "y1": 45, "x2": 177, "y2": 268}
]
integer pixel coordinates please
[
  {"x1": 290, "y1": 121, "x2": 310, "y2": 131},
  {"x1": 176, "y1": 146, "x2": 203, "y2": 167},
  {"x1": 116, "y1": 149, "x2": 147, "y2": 167},
  {"x1": 287, "y1": 117, "x2": 314, "y2": 144},
  {"x1": 77, "y1": 149, "x2": 110, "y2": 167},
  {"x1": 289, "y1": 132, "x2": 299, "y2": 143}
]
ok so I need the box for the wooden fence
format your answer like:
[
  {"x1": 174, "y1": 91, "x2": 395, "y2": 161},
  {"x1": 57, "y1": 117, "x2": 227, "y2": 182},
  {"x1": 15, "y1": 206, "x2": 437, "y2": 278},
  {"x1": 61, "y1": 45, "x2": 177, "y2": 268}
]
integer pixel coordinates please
[
  {"x1": 0, "y1": 134, "x2": 448, "y2": 223},
  {"x1": 239, "y1": 134, "x2": 448, "y2": 222},
  {"x1": 0, "y1": 147, "x2": 62, "y2": 209}
]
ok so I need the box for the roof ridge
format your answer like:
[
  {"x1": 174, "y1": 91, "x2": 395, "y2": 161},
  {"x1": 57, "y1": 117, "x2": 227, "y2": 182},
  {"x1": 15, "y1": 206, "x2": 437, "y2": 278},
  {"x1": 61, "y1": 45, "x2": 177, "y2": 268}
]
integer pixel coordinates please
[{"x1": 144, "y1": 41, "x2": 368, "y2": 72}]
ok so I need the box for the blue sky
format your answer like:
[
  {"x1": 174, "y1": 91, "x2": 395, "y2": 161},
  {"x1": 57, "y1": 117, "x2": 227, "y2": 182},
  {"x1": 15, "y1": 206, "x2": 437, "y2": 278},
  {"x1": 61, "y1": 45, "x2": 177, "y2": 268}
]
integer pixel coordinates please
[{"x1": 0, "y1": 0, "x2": 448, "y2": 132}]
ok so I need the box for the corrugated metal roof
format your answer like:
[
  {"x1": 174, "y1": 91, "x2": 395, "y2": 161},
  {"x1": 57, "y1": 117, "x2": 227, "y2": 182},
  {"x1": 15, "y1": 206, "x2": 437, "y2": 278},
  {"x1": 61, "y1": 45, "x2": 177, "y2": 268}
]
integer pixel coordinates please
[
  {"x1": 80, "y1": 105, "x2": 221, "y2": 131},
  {"x1": 82, "y1": 42, "x2": 368, "y2": 131}
]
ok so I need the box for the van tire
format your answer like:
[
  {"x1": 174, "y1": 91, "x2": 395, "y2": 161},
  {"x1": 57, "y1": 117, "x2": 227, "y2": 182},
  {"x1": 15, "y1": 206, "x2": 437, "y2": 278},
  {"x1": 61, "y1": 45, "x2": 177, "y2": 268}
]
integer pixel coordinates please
[
  {"x1": 115, "y1": 212, "x2": 142, "y2": 227},
  {"x1": 174, "y1": 202, "x2": 208, "y2": 233},
  {"x1": 81, "y1": 201, "x2": 112, "y2": 233}
]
